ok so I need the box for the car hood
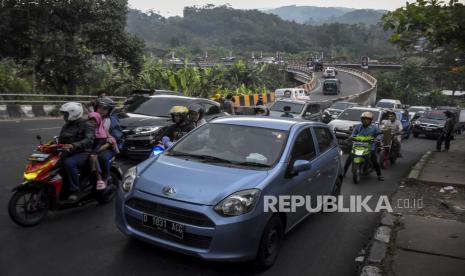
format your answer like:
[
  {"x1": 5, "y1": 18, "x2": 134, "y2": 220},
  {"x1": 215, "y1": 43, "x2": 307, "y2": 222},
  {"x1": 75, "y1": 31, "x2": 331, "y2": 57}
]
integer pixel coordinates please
[
  {"x1": 117, "y1": 112, "x2": 172, "y2": 130},
  {"x1": 135, "y1": 155, "x2": 269, "y2": 206},
  {"x1": 329, "y1": 119, "x2": 360, "y2": 131},
  {"x1": 416, "y1": 118, "x2": 445, "y2": 125}
]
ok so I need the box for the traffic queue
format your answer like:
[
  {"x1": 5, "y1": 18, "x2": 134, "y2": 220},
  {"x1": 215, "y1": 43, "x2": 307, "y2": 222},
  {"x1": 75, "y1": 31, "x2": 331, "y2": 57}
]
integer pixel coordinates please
[{"x1": 7, "y1": 88, "x2": 463, "y2": 271}]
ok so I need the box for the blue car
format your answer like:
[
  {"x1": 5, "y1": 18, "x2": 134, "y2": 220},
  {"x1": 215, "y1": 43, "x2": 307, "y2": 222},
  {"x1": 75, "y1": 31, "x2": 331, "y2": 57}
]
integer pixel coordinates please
[
  {"x1": 394, "y1": 111, "x2": 411, "y2": 139},
  {"x1": 115, "y1": 117, "x2": 343, "y2": 270}
]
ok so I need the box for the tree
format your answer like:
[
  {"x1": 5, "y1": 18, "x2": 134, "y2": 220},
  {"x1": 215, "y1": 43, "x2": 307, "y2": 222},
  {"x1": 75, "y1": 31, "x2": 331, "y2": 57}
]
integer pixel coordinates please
[{"x1": 0, "y1": 0, "x2": 144, "y2": 94}]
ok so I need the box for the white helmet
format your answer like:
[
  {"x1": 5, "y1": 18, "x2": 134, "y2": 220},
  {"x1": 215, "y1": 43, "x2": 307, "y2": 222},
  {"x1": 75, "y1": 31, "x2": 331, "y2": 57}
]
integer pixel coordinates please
[{"x1": 60, "y1": 102, "x2": 83, "y2": 121}]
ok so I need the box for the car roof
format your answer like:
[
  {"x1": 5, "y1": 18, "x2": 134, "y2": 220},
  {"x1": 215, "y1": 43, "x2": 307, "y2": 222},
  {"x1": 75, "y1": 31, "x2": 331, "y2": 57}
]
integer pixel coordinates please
[
  {"x1": 273, "y1": 98, "x2": 308, "y2": 104},
  {"x1": 378, "y1": 99, "x2": 401, "y2": 103},
  {"x1": 148, "y1": 94, "x2": 218, "y2": 104},
  {"x1": 211, "y1": 116, "x2": 308, "y2": 131},
  {"x1": 347, "y1": 106, "x2": 383, "y2": 112}
]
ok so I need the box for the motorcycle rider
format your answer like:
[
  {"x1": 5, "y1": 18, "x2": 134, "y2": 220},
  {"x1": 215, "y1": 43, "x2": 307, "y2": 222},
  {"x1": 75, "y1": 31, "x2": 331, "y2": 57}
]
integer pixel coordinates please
[
  {"x1": 160, "y1": 106, "x2": 195, "y2": 148},
  {"x1": 281, "y1": 106, "x2": 294, "y2": 118},
  {"x1": 381, "y1": 111, "x2": 403, "y2": 157},
  {"x1": 187, "y1": 103, "x2": 206, "y2": 127},
  {"x1": 58, "y1": 102, "x2": 95, "y2": 201},
  {"x1": 343, "y1": 112, "x2": 384, "y2": 181}
]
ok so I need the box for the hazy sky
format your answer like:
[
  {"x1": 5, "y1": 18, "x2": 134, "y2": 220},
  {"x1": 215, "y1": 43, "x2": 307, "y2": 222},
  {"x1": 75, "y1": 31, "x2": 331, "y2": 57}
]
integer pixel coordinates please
[{"x1": 128, "y1": 0, "x2": 418, "y2": 16}]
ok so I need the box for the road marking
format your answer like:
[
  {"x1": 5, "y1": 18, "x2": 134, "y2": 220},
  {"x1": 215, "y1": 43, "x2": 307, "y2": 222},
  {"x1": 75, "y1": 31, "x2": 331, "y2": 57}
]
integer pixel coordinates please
[{"x1": 27, "y1": 127, "x2": 61, "y2": 131}]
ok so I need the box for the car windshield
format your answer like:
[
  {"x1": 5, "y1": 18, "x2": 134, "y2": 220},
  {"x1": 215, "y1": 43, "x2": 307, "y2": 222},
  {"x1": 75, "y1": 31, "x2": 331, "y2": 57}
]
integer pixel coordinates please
[
  {"x1": 324, "y1": 82, "x2": 337, "y2": 90},
  {"x1": 270, "y1": 101, "x2": 305, "y2": 114},
  {"x1": 423, "y1": 112, "x2": 447, "y2": 120},
  {"x1": 338, "y1": 109, "x2": 380, "y2": 121},
  {"x1": 376, "y1": 102, "x2": 395, "y2": 108},
  {"x1": 168, "y1": 123, "x2": 288, "y2": 168},
  {"x1": 331, "y1": 102, "x2": 352, "y2": 110},
  {"x1": 123, "y1": 97, "x2": 192, "y2": 117}
]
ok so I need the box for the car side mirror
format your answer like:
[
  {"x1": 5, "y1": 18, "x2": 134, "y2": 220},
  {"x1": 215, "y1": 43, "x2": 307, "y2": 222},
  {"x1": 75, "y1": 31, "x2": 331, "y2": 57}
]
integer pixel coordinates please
[{"x1": 292, "y1": 160, "x2": 312, "y2": 173}]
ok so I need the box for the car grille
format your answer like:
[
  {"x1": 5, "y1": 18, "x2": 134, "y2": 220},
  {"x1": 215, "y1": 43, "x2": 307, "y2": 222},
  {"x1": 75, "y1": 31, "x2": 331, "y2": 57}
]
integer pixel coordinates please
[
  {"x1": 126, "y1": 198, "x2": 215, "y2": 228},
  {"x1": 125, "y1": 215, "x2": 212, "y2": 249},
  {"x1": 419, "y1": 123, "x2": 440, "y2": 128},
  {"x1": 123, "y1": 139, "x2": 152, "y2": 149}
]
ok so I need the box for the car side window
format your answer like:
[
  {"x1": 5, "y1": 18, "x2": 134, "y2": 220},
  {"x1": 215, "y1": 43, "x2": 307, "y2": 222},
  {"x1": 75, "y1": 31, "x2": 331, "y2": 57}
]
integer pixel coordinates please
[
  {"x1": 314, "y1": 127, "x2": 334, "y2": 153},
  {"x1": 290, "y1": 128, "x2": 316, "y2": 161},
  {"x1": 203, "y1": 103, "x2": 221, "y2": 115}
]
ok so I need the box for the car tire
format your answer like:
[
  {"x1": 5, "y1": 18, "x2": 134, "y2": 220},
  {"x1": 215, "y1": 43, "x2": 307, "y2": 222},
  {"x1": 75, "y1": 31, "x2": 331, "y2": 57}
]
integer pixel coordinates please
[{"x1": 253, "y1": 215, "x2": 284, "y2": 271}]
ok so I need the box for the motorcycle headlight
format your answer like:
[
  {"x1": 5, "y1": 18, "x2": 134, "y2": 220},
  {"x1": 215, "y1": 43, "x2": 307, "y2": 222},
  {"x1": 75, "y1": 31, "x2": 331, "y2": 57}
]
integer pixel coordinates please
[
  {"x1": 122, "y1": 166, "x2": 137, "y2": 193},
  {"x1": 214, "y1": 189, "x2": 261, "y2": 216},
  {"x1": 133, "y1": 126, "x2": 161, "y2": 135}
]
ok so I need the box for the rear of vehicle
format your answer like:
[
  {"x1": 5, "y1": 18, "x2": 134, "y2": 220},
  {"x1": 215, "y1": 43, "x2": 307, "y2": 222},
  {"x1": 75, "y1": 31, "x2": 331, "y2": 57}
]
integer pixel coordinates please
[
  {"x1": 323, "y1": 69, "x2": 336, "y2": 78},
  {"x1": 322, "y1": 79, "x2": 340, "y2": 95},
  {"x1": 376, "y1": 99, "x2": 402, "y2": 109}
]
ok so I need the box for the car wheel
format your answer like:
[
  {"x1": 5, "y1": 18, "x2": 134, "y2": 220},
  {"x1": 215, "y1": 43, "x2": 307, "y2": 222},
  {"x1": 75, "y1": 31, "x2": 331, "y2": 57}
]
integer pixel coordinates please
[{"x1": 253, "y1": 215, "x2": 284, "y2": 271}]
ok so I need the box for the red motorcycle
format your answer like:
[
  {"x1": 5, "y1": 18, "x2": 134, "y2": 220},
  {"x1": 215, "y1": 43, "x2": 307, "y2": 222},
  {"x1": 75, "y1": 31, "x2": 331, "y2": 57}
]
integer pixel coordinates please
[{"x1": 8, "y1": 135, "x2": 122, "y2": 227}]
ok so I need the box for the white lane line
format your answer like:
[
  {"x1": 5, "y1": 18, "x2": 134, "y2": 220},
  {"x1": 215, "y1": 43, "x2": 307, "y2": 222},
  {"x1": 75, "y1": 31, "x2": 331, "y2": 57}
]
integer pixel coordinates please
[{"x1": 27, "y1": 127, "x2": 61, "y2": 131}]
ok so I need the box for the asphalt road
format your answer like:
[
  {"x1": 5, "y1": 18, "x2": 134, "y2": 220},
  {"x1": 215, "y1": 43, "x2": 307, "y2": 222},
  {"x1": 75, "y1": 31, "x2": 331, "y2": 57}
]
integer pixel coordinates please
[
  {"x1": 309, "y1": 72, "x2": 371, "y2": 102},
  {"x1": 0, "y1": 119, "x2": 436, "y2": 276}
]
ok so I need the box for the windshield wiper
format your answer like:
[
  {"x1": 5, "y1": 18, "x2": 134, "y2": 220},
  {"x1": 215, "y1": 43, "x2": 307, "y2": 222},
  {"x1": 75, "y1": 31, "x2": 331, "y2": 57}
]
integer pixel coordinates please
[
  {"x1": 232, "y1": 161, "x2": 270, "y2": 168},
  {"x1": 168, "y1": 152, "x2": 233, "y2": 164}
]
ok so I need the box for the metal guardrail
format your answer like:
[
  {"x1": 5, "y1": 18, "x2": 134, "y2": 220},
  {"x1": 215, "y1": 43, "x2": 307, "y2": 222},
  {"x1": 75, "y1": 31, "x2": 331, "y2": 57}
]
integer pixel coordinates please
[
  {"x1": 0, "y1": 93, "x2": 126, "y2": 104},
  {"x1": 285, "y1": 65, "x2": 317, "y2": 91}
]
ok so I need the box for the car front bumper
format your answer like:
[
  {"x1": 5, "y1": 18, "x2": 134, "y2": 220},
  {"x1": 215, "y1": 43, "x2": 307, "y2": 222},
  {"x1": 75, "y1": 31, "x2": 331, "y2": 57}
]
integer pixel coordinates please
[{"x1": 115, "y1": 189, "x2": 265, "y2": 261}]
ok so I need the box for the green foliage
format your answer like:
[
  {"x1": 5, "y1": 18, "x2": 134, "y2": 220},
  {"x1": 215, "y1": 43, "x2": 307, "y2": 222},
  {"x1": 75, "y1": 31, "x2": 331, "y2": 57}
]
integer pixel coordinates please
[
  {"x1": 0, "y1": 0, "x2": 144, "y2": 94},
  {"x1": 126, "y1": 6, "x2": 399, "y2": 60},
  {"x1": 0, "y1": 60, "x2": 32, "y2": 93}
]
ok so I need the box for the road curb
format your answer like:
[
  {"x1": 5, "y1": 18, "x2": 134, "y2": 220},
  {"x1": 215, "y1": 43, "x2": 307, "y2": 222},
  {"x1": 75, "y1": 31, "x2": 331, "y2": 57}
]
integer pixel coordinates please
[
  {"x1": 407, "y1": 151, "x2": 432, "y2": 180},
  {"x1": 356, "y1": 152, "x2": 433, "y2": 276}
]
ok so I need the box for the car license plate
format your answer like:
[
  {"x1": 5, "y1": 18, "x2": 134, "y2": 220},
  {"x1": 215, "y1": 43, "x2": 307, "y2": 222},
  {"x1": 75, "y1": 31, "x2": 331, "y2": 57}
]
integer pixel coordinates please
[
  {"x1": 142, "y1": 214, "x2": 185, "y2": 239},
  {"x1": 425, "y1": 127, "x2": 433, "y2": 131}
]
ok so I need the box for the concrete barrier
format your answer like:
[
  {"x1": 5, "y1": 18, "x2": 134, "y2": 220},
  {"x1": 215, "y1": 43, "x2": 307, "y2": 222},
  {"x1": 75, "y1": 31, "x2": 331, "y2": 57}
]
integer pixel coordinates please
[
  {"x1": 233, "y1": 93, "x2": 275, "y2": 107},
  {"x1": 32, "y1": 105, "x2": 46, "y2": 117},
  {"x1": 7, "y1": 104, "x2": 22, "y2": 118},
  {"x1": 43, "y1": 105, "x2": 57, "y2": 116},
  {"x1": 19, "y1": 105, "x2": 35, "y2": 118},
  {"x1": 0, "y1": 105, "x2": 9, "y2": 119}
]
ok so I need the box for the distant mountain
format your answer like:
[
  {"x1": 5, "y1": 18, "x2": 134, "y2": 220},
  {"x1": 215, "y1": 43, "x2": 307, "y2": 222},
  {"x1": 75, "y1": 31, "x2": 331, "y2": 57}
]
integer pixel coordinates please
[
  {"x1": 265, "y1": 5, "x2": 353, "y2": 24},
  {"x1": 266, "y1": 5, "x2": 387, "y2": 26},
  {"x1": 324, "y1": 9, "x2": 387, "y2": 25}
]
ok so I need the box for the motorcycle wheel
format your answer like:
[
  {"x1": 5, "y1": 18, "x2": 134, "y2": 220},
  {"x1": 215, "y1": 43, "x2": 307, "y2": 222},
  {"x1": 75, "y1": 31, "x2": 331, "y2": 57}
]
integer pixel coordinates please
[
  {"x1": 352, "y1": 164, "x2": 361, "y2": 184},
  {"x1": 96, "y1": 171, "x2": 121, "y2": 204},
  {"x1": 8, "y1": 189, "x2": 49, "y2": 227}
]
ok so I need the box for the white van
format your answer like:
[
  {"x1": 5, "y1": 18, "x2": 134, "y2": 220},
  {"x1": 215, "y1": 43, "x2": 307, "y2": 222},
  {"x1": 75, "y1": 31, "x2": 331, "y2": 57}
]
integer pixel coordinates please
[
  {"x1": 376, "y1": 99, "x2": 402, "y2": 109},
  {"x1": 274, "y1": 88, "x2": 310, "y2": 101}
]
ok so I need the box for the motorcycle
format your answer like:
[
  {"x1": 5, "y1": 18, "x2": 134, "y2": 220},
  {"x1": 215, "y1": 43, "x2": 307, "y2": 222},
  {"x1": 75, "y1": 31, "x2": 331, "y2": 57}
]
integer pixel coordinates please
[
  {"x1": 8, "y1": 135, "x2": 123, "y2": 227},
  {"x1": 379, "y1": 128, "x2": 402, "y2": 169},
  {"x1": 321, "y1": 110, "x2": 333, "y2": 124},
  {"x1": 350, "y1": 135, "x2": 377, "y2": 184}
]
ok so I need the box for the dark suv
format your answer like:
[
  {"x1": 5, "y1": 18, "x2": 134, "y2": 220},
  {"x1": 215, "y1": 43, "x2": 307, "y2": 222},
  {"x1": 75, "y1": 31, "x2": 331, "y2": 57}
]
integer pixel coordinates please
[
  {"x1": 117, "y1": 95, "x2": 225, "y2": 158},
  {"x1": 412, "y1": 110, "x2": 447, "y2": 138}
]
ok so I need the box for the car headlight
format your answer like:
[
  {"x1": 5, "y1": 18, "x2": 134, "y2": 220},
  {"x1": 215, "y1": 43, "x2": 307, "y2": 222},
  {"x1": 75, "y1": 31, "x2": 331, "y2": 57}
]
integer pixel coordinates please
[
  {"x1": 214, "y1": 189, "x2": 261, "y2": 216},
  {"x1": 438, "y1": 124, "x2": 445, "y2": 128},
  {"x1": 122, "y1": 166, "x2": 137, "y2": 193},
  {"x1": 133, "y1": 126, "x2": 161, "y2": 135}
]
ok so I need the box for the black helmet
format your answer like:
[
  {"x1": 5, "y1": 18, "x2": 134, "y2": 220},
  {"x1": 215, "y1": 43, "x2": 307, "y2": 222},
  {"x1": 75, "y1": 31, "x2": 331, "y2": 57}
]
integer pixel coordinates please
[
  {"x1": 96, "y1": 97, "x2": 116, "y2": 110},
  {"x1": 187, "y1": 103, "x2": 205, "y2": 121}
]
